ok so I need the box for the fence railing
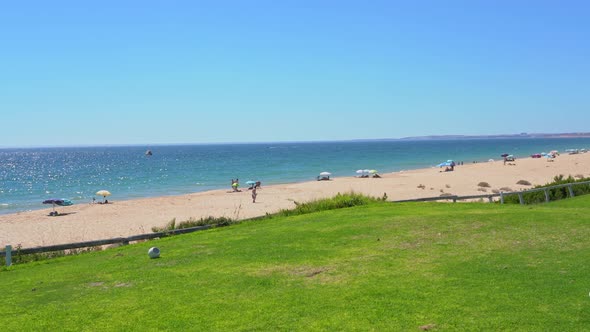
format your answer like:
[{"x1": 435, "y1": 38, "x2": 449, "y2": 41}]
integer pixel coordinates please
[
  {"x1": 393, "y1": 180, "x2": 590, "y2": 204},
  {"x1": 1, "y1": 224, "x2": 212, "y2": 266}
]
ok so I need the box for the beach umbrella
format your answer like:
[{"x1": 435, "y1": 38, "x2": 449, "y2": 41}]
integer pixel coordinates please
[
  {"x1": 369, "y1": 170, "x2": 378, "y2": 174},
  {"x1": 501, "y1": 153, "x2": 509, "y2": 158},
  {"x1": 43, "y1": 199, "x2": 60, "y2": 215},
  {"x1": 320, "y1": 172, "x2": 331, "y2": 177},
  {"x1": 56, "y1": 199, "x2": 73, "y2": 206},
  {"x1": 438, "y1": 161, "x2": 452, "y2": 167},
  {"x1": 96, "y1": 190, "x2": 111, "y2": 203},
  {"x1": 356, "y1": 169, "x2": 364, "y2": 174},
  {"x1": 246, "y1": 180, "x2": 256, "y2": 186},
  {"x1": 43, "y1": 198, "x2": 62, "y2": 212},
  {"x1": 43, "y1": 198, "x2": 71, "y2": 215},
  {"x1": 43, "y1": 198, "x2": 63, "y2": 205}
]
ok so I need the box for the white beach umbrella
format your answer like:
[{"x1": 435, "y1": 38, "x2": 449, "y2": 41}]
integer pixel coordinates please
[{"x1": 320, "y1": 172, "x2": 331, "y2": 177}]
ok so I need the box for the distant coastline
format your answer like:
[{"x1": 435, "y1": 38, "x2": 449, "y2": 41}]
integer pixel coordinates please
[{"x1": 354, "y1": 132, "x2": 590, "y2": 142}]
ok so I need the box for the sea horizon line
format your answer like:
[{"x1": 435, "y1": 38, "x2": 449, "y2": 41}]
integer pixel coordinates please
[{"x1": 2, "y1": 132, "x2": 590, "y2": 149}]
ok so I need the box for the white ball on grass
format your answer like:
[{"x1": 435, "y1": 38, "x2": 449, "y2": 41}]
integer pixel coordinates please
[{"x1": 148, "y1": 247, "x2": 160, "y2": 259}]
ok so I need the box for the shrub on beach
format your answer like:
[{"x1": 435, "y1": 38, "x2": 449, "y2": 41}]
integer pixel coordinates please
[
  {"x1": 151, "y1": 193, "x2": 384, "y2": 232},
  {"x1": 516, "y1": 180, "x2": 532, "y2": 186},
  {"x1": 272, "y1": 192, "x2": 384, "y2": 218},
  {"x1": 478, "y1": 182, "x2": 491, "y2": 188},
  {"x1": 502, "y1": 175, "x2": 590, "y2": 204},
  {"x1": 152, "y1": 216, "x2": 234, "y2": 232}
]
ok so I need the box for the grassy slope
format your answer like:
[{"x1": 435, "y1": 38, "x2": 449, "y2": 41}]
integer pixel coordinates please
[{"x1": 2, "y1": 197, "x2": 590, "y2": 331}]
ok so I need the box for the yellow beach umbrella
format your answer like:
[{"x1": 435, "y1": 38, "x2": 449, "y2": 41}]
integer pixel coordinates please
[{"x1": 96, "y1": 190, "x2": 111, "y2": 203}]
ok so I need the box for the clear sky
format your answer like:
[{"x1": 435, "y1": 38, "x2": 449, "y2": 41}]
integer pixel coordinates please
[{"x1": 1, "y1": 1, "x2": 589, "y2": 147}]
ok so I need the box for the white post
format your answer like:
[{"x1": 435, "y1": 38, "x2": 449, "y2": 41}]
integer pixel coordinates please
[
  {"x1": 5, "y1": 245, "x2": 11, "y2": 267},
  {"x1": 567, "y1": 185, "x2": 575, "y2": 197}
]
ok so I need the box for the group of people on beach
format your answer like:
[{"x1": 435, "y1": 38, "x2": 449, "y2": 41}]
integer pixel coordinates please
[
  {"x1": 91, "y1": 197, "x2": 109, "y2": 204},
  {"x1": 230, "y1": 178, "x2": 260, "y2": 203}
]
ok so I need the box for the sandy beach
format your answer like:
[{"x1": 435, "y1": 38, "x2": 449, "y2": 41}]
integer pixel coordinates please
[{"x1": 2, "y1": 152, "x2": 590, "y2": 249}]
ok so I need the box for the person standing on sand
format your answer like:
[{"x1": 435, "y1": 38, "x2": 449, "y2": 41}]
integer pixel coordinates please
[{"x1": 252, "y1": 186, "x2": 257, "y2": 203}]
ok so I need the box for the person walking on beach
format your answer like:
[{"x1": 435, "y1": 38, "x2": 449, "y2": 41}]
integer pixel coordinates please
[{"x1": 251, "y1": 186, "x2": 257, "y2": 203}]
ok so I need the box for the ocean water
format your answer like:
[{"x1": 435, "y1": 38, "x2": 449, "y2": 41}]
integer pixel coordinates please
[{"x1": 1, "y1": 138, "x2": 590, "y2": 215}]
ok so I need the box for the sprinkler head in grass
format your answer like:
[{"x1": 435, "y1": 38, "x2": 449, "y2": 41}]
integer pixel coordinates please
[{"x1": 148, "y1": 247, "x2": 160, "y2": 259}]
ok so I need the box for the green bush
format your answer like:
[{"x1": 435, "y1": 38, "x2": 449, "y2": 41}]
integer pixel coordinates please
[
  {"x1": 269, "y1": 192, "x2": 383, "y2": 219},
  {"x1": 152, "y1": 216, "x2": 234, "y2": 232},
  {"x1": 153, "y1": 192, "x2": 383, "y2": 231},
  {"x1": 503, "y1": 175, "x2": 590, "y2": 204}
]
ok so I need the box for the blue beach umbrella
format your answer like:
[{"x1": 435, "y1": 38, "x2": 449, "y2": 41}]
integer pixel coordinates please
[
  {"x1": 43, "y1": 198, "x2": 73, "y2": 215},
  {"x1": 43, "y1": 198, "x2": 63, "y2": 207},
  {"x1": 57, "y1": 199, "x2": 73, "y2": 206}
]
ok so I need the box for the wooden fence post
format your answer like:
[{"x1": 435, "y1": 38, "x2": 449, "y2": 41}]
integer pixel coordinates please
[
  {"x1": 544, "y1": 189, "x2": 550, "y2": 203},
  {"x1": 567, "y1": 185, "x2": 575, "y2": 197},
  {"x1": 5, "y1": 245, "x2": 11, "y2": 267},
  {"x1": 518, "y1": 193, "x2": 524, "y2": 205},
  {"x1": 500, "y1": 192, "x2": 504, "y2": 204}
]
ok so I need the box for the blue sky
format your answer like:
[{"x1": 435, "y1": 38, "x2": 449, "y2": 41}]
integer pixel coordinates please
[{"x1": 1, "y1": 1, "x2": 588, "y2": 146}]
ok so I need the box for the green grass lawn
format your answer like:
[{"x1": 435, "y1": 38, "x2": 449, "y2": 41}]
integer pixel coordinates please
[{"x1": 2, "y1": 196, "x2": 590, "y2": 331}]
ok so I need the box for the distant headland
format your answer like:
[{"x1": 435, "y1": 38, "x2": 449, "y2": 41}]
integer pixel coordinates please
[{"x1": 355, "y1": 132, "x2": 590, "y2": 142}]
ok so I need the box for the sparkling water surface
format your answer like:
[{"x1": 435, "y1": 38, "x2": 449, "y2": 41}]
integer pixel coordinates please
[{"x1": 1, "y1": 138, "x2": 590, "y2": 215}]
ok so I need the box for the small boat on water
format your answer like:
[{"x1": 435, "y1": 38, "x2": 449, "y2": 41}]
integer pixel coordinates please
[{"x1": 145, "y1": 150, "x2": 153, "y2": 156}]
